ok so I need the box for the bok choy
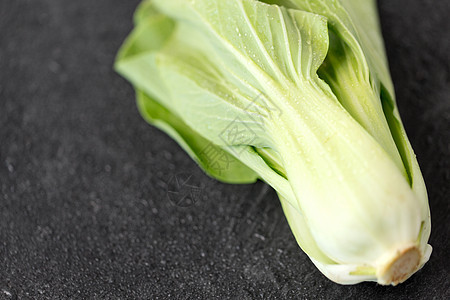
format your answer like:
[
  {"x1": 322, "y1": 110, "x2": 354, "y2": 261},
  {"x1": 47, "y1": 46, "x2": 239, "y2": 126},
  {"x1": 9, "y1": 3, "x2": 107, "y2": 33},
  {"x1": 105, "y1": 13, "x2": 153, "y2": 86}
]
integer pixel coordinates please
[{"x1": 115, "y1": 0, "x2": 432, "y2": 285}]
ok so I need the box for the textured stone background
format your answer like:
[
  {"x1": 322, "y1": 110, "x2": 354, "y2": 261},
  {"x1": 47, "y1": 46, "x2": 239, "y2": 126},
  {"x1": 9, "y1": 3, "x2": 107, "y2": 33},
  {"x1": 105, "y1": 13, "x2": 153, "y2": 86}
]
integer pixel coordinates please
[{"x1": 1, "y1": 0, "x2": 449, "y2": 299}]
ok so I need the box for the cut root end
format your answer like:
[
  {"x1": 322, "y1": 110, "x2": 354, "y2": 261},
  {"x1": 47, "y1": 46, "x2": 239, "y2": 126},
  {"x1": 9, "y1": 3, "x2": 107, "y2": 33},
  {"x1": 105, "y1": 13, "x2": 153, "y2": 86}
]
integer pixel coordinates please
[{"x1": 377, "y1": 246, "x2": 421, "y2": 286}]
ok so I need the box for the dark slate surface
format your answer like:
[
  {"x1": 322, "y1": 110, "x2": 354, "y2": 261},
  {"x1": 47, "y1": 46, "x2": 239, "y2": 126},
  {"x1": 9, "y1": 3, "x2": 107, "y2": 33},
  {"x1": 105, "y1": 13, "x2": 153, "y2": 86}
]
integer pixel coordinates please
[{"x1": 0, "y1": 0, "x2": 449, "y2": 299}]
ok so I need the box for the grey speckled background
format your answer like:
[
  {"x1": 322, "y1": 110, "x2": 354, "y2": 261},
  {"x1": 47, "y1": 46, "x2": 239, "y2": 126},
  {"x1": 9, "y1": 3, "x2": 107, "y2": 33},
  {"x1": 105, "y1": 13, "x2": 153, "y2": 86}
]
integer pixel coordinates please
[{"x1": 0, "y1": 0, "x2": 449, "y2": 299}]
